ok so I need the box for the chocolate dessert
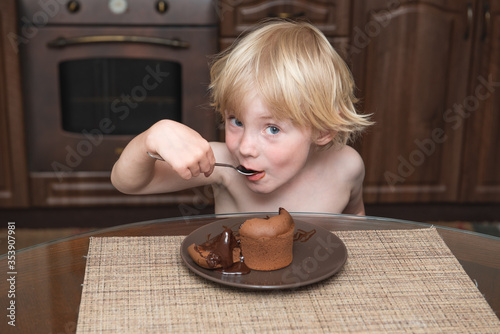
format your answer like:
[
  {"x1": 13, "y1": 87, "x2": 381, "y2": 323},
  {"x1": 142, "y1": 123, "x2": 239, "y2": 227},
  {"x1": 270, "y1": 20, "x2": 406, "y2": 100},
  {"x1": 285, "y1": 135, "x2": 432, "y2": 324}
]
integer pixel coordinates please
[
  {"x1": 187, "y1": 208, "x2": 295, "y2": 273},
  {"x1": 186, "y1": 228, "x2": 241, "y2": 270},
  {"x1": 239, "y1": 207, "x2": 295, "y2": 271}
]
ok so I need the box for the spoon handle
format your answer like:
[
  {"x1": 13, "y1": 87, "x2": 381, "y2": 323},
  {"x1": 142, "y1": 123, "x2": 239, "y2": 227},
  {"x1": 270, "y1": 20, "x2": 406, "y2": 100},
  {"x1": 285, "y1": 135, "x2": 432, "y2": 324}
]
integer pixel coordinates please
[
  {"x1": 147, "y1": 152, "x2": 165, "y2": 161},
  {"x1": 213, "y1": 162, "x2": 234, "y2": 168},
  {"x1": 148, "y1": 152, "x2": 231, "y2": 167}
]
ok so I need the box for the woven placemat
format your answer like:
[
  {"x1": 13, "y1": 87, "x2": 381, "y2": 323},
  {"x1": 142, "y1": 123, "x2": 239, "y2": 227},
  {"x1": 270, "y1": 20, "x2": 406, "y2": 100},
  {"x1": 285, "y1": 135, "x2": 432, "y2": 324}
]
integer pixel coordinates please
[{"x1": 76, "y1": 228, "x2": 500, "y2": 333}]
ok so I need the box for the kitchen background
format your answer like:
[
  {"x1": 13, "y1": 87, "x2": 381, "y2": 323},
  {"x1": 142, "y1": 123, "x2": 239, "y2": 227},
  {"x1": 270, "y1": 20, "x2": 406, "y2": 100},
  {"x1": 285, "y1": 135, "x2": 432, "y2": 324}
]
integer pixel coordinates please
[{"x1": 1, "y1": 0, "x2": 499, "y2": 250}]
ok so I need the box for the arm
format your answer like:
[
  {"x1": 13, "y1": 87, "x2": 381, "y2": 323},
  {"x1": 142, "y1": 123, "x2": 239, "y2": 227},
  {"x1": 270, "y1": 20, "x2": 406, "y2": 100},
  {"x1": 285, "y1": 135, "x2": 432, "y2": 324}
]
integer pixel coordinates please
[
  {"x1": 342, "y1": 180, "x2": 366, "y2": 215},
  {"x1": 340, "y1": 147, "x2": 367, "y2": 216},
  {"x1": 111, "y1": 120, "x2": 219, "y2": 195}
]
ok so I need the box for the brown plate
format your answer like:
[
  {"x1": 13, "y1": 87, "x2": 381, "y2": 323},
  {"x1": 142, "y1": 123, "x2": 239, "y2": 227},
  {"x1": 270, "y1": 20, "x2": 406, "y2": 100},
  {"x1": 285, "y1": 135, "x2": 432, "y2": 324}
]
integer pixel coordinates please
[{"x1": 180, "y1": 216, "x2": 347, "y2": 289}]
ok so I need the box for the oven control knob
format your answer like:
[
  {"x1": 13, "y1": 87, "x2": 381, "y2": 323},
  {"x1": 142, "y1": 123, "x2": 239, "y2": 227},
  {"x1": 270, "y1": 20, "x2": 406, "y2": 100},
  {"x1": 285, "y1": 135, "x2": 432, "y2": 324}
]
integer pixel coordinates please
[
  {"x1": 109, "y1": 0, "x2": 128, "y2": 15},
  {"x1": 156, "y1": 1, "x2": 169, "y2": 13},
  {"x1": 66, "y1": 0, "x2": 80, "y2": 13}
]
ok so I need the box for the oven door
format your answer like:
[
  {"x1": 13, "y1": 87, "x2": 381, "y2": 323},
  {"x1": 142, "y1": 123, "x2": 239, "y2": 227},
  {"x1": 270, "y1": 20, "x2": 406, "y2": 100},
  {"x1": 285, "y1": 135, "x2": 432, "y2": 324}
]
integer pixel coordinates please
[{"x1": 21, "y1": 26, "x2": 217, "y2": 172}]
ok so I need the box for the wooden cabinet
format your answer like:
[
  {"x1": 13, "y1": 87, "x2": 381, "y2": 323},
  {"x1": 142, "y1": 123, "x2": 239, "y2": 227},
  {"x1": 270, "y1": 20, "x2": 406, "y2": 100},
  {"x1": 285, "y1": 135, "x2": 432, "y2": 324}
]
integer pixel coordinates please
[
  {"x1": 351, "y1": 0, "x2": 500, "y2": 203},
  {"x1": 219, "y1": 0, "x2": 350, "y2": 36},
  {"x1": 0, "y1": 0, "x2": 29, "y2": 207},
  {"x1": 460, "y1": 0, "x2": 500, "y2": 201},
  {"x1": 218, "y1": 0, "x2": 351, "y2": 59}
]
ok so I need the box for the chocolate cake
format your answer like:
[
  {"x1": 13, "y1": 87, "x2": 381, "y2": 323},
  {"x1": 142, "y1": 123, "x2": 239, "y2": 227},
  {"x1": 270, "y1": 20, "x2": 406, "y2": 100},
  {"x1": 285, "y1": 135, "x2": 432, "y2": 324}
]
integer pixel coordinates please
[{"x1": 239, "y1": 207, "x2": 295, "y2": 271}]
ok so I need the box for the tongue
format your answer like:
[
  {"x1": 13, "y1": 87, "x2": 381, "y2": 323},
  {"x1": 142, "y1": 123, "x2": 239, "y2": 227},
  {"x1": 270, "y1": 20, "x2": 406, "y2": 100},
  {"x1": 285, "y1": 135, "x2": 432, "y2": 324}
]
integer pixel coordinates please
[{"x1": 247, "y1": 171, "x2": 265, "y2": 181}]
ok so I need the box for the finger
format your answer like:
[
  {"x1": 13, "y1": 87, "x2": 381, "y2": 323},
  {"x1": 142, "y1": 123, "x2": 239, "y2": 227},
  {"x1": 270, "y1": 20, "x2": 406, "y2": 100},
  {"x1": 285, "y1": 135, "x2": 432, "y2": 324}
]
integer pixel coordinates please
[
  {"x1": 171, "y1": 161, "x2": 195, "y2": 180},
  {"x1": 203, "y1": 151, "x2": 216, "y2": 177},
  {"x1": 199, "y1": 157, "x2": 213, "y2": 177},
  {"x1": 178, "y1": 167, "x2": 193, "y2": 180},
  {"x1": 204, "y1": 168, "x2": 214, "y2": 178},
  {"x1": 188, "y1": 164, "x2": 201, "y2": 178}
]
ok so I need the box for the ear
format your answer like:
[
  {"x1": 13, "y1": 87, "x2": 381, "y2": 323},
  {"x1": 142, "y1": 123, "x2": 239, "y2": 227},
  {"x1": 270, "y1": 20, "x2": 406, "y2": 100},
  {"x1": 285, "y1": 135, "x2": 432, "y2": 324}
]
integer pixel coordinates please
[{"x1": 314, "y1": 131, "x2": 335, "y2": 146}]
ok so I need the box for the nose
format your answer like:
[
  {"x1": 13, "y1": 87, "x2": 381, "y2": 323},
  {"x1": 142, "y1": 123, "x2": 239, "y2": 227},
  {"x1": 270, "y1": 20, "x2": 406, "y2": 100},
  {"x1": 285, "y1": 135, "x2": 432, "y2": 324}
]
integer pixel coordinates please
[{"x1": 238, "y1": 130, "x2": 259, "y2": 158}]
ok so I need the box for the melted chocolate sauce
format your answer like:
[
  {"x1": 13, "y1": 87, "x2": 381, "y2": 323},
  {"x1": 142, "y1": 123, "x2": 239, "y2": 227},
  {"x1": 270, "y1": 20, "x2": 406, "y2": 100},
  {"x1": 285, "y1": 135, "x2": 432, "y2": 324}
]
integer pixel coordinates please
[
  {"x1": 217, "y1": 260, "x2": 251, "y2": 275},
  {"x1": 196, "y1": 228, "x2": 238, "y2": 269},
  {"x1": 196, "y1": 228, "x2": 251, "y2": 275}
]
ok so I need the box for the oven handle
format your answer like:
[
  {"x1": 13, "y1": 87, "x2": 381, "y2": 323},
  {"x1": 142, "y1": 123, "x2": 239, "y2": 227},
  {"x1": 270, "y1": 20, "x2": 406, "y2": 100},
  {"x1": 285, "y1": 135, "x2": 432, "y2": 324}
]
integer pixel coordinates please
[{"x1": 47, "y1": 35, "x2": 190, "y2": 49}]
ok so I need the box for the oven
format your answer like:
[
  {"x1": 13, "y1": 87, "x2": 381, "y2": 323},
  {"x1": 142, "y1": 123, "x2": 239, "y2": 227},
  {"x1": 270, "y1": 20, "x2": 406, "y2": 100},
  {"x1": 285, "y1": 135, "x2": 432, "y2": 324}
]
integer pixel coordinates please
[{"x1": 19, "y1": 0, "x2": 218, "y2": 174}]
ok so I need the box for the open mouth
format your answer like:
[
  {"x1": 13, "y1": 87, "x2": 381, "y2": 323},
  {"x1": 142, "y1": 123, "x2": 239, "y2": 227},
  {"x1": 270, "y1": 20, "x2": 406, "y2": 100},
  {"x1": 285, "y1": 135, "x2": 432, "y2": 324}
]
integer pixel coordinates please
[
  {"x1": 238, "y1": 164, "x2": 265, "y2": 181},
  {"x1": 245, "y1": 170, "x2": 266, "y2": 181},
  {"x1": 238, "y1": 166, "x2": 260, "y2": 175}
]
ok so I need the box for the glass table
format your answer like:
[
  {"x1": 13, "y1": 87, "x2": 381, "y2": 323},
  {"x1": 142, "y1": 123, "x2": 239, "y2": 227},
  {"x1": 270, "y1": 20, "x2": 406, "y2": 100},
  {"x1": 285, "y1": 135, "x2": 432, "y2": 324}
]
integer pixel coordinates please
[{"x1": 1, "y1": 213, "x2": 499, "y2": 333}]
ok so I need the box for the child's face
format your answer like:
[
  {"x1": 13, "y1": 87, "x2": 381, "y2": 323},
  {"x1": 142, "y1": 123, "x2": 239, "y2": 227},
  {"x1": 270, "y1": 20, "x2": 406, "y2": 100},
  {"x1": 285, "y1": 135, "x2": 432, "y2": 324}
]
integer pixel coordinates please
[{"x1": 224, "y1": 92, "x2": 314, "y2": 194}]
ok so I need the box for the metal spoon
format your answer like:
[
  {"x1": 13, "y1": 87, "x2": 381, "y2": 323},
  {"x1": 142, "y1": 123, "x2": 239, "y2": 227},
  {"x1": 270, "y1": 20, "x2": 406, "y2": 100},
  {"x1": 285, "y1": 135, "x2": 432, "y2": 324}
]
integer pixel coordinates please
[{"x1": 146, "y1": 152, "x2": 260, "y2": 176}]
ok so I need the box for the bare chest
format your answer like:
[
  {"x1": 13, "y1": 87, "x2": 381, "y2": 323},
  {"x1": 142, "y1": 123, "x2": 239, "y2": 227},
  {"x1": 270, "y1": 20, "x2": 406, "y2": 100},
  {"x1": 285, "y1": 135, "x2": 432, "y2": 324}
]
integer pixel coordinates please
[{"x1": 214, "y1": 174, "x2": 350, "y2": 214}]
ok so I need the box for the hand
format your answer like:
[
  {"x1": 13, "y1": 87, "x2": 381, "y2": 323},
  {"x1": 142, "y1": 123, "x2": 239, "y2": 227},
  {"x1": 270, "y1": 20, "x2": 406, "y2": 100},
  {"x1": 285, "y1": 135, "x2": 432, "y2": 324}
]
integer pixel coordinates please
[{"x1": 145, "y1": 120, "x2": 215, "y2": 180}]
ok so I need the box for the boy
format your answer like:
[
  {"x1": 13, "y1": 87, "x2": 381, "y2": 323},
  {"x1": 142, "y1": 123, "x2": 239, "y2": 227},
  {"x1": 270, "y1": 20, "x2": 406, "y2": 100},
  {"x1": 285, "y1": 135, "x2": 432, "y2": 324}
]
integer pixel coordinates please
[{"x1": 111, "y1": 20, "x2": 372, "y2": 215}]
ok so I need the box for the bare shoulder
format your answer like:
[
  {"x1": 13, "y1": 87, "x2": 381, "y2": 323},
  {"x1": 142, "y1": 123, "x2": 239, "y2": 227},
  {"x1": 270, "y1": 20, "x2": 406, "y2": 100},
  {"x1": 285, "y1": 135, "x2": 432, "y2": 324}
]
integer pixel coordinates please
[
  {"x1": 323, "y1": 146, "x2": 366, "y2": 215},
  {"x1": 209, "y1": 141, "x2": 235, "y2": 184},
  {"x1": 210, "y1": 141, "x2": 231, "y2": 159},
  {"x1": 210, "y1": 142, "x2": 234, "y2": 169},
  {"x1": 326, "y1": 145, "x2": 365, "y2": 182}
]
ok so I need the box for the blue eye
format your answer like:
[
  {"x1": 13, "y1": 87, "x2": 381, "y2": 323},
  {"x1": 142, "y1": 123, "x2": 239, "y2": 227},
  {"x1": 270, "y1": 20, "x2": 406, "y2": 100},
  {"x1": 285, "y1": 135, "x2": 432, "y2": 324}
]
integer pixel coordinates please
[
  {"x1": 265, "y1": 126, "x2": 280, "y2": 135},
  {"x1": 229, "y1": 117, "x2": 243, "y2": 127}
]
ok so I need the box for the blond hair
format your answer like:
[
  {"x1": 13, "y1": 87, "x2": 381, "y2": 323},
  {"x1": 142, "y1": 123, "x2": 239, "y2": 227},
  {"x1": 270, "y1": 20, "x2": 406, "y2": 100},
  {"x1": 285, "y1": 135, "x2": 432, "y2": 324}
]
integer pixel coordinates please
[{"x1": 209, "y1": 20, "x2": 372, "y2": 149}]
